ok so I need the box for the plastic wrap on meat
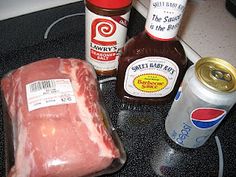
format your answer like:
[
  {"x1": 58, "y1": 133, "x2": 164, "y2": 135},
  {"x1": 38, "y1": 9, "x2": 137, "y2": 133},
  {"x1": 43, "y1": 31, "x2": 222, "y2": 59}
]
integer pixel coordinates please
[{"x1": 1, "y1": 58, "x2": 120, "y2": 177}]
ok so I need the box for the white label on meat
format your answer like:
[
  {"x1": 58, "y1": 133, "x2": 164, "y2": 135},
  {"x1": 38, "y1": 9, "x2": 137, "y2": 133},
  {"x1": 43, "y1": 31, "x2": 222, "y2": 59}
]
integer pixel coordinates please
[{"x1": 26, "y1": 79, "x2": 76, "y2": 111}]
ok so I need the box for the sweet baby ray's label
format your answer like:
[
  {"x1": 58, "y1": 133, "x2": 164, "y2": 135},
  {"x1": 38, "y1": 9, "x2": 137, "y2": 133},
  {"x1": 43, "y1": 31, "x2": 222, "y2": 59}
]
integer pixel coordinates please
[
  {"x1": 124, "y1": 57, "x2": 179, "y2": 97},
  {"x1": 26, "y1": 79, "x2": 76, "y2": 111},
  {"x1": 145, "y1": 0, "x2": 187, "y2": 40}
]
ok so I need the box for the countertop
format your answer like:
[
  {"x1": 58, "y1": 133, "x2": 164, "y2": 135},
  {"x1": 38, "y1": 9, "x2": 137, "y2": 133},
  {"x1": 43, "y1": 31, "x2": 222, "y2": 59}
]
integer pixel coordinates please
[{"x1": 134, "y1": 0, "x2": 236, "y2": 66}]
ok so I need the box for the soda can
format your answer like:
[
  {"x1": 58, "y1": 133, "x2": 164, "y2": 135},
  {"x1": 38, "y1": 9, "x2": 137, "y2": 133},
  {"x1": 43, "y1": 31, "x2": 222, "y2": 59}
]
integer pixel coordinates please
[{"x1": 165, "y1": 57, "x2": 236, "y2": 148}]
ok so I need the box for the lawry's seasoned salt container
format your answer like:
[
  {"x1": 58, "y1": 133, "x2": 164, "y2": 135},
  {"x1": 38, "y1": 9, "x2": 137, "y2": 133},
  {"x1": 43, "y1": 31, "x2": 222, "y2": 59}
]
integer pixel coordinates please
[
  {"x1": 85, "y1": 0, "x2": 132, "y2": 76},
  {"x1": 165, "y1": 57, "x2": 236, "y2": 148}
]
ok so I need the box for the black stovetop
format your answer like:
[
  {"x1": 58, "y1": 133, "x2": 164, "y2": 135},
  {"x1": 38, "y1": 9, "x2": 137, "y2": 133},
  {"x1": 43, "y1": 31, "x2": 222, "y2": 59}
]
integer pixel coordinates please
[{"x1": 0, "y1": 1, "x2": 236, "y2": 177}]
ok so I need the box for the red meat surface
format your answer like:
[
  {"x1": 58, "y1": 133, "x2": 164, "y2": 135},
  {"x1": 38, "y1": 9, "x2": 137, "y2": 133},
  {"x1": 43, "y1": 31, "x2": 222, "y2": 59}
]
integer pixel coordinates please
[{"x1": 1, "y1": 58, "x2": 120, "y2": 177}]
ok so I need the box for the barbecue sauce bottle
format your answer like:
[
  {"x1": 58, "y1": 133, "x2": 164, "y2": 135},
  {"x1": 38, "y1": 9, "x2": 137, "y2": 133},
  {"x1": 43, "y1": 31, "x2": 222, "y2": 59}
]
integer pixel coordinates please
[
  {"x1": 85, "y1": 0, "x2": 132, "y2": 76},
  {"x1": 116, "y1": 0, "x2": 188, "y2": 104}
]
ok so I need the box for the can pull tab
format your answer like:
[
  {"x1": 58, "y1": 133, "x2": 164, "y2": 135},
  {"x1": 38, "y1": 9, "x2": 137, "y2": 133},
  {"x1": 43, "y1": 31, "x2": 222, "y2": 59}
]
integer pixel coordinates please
[{"x1": 211, "y1": 70, "x2": 232, "y2": 82}]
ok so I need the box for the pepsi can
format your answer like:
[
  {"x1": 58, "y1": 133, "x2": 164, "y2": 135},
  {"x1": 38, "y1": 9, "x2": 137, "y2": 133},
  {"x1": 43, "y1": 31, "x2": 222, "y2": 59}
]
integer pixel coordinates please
[{"x1": 165, "y1": 57, "x2": 236, "y2": 148}]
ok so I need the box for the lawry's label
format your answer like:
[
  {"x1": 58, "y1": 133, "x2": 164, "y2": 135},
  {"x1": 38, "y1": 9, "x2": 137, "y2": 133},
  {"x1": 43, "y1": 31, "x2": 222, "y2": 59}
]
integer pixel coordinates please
[
  {"x1": 26, "y1": 79, "x2": 76, "y2": 111},
  {"x1": 124, "y1": 57, "x2": 179, "y2": 97},
  {"x1": 145, "y1": 0, "x2": 187, "y2": 39},
  {"x1": 85, "y1": 8, "x2": 130, "y2": 71}
]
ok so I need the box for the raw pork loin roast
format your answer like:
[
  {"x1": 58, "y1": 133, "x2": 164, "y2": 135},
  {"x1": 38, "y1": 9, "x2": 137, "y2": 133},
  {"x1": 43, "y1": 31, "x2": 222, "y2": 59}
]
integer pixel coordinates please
[{"x1": 1, "y1": 58, "x2": 120, "y2": 177}]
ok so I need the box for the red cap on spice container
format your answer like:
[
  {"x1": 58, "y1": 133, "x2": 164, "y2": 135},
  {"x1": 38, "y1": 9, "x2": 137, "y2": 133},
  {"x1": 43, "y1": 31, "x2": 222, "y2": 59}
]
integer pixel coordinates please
[{"x1": 87, "y1": 0, "x2": 132, "y2": 9}]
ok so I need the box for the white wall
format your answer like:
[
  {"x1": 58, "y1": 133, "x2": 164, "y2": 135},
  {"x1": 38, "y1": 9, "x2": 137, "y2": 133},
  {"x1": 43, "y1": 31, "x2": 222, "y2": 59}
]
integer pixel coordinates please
[{"x1": 0, "y1": 0, "x2": 82, "y2": 21}]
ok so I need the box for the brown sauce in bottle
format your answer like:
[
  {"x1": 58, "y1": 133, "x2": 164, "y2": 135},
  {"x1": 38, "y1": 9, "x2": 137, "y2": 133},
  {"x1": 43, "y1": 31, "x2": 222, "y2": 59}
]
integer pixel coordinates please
[
  {"x1": 115, "y1": 0, "x2": 188, "y2": 104},
  {"x1": 116, "y1": 32, "x2": 187, "y2": 104}
]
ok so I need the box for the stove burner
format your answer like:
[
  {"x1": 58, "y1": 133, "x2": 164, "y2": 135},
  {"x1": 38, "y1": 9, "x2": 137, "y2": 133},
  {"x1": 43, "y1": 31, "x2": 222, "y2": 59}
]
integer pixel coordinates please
[{"x1": 44, "y1": 13, "x2": 85, "y2": 39}]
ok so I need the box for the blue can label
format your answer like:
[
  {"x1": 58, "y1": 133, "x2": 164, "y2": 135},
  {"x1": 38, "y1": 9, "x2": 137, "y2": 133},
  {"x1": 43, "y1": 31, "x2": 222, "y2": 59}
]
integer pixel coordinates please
[
  {"x1": 190, "y1": 108, "x2": 226, "y2": 129},
  {"x1": 174, "y1": 122, "x2": 192, "y2": 146},
  {"x1": 167, "y1": 107, "x2": 227, "y2": 148}
]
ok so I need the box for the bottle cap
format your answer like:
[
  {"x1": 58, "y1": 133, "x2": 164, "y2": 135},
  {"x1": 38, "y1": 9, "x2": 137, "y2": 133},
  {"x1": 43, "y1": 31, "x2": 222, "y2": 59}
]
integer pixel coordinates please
[{"x1": 87, "y1": 0, "x2": 132, "y2": 9}]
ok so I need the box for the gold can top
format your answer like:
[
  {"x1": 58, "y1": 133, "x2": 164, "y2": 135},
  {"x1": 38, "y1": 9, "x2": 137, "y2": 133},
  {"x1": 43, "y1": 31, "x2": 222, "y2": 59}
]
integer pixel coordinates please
[{"x1": 195, "y1": 57, "x2": 236, "y2": 93}]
